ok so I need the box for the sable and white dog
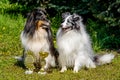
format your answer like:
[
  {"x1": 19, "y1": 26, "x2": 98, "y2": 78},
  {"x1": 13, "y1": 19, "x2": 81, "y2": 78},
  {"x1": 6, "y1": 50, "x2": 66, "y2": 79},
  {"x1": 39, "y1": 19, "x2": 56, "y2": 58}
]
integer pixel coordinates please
[
  {"x1": 16, "y1": 8, "x2": 58, "y2": 74},
  {"x1": 56, "y1": 12, "x2": 114, "y2": 73}
]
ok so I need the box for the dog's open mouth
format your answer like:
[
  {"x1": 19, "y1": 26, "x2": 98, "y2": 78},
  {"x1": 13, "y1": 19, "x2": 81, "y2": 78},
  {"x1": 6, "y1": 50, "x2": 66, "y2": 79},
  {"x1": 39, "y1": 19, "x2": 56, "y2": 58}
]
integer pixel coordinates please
[{"x1": 62, "y1": 27, "x2": 71, "y2": 32}]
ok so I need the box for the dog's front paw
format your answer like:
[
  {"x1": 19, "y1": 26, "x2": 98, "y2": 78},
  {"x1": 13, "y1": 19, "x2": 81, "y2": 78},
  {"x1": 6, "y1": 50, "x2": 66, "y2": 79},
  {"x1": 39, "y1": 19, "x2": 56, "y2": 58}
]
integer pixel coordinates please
[
  {"x1": 38, "y1": 71, "x2": 47, "y2": 75},
  {"x1": 73, "y1": 66, "x2": 79, "y2": 73},
  {"x1": 25, "y1": 70, "x2": 33, "y2": 74},
  {"x1": 86, "y1": 63, "x2": 96, "y2": 68},
  {"x1": 14, "y1": 56, "x2": 23, "y2": 61},
  {"x1": 44, "y1": 65, "x2": 49, "y2": 71},
  {"x1": 60, "y1": 66, "x2": 67, "y2": 73},
  {"x1": 73, "y1": 69, "x2": 78, "y2": 73}
]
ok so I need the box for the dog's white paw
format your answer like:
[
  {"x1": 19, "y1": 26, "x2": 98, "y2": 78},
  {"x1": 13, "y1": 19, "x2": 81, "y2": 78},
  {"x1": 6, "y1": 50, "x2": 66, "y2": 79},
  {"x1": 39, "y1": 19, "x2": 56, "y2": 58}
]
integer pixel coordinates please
[
  {"x1": 14, "y1": 56, "x2": 23, "y2": 61},
  {"x1": 25, "y1": 70, "x2": 33, "y2": 74},
  {"x1": 73, "y1": 67, "x2": 79, "y2": 73},
  {"x1": 44, "y1": 65, "x2": 49, "y2": 71},
  {"x1": 86, "y1": 63, "x2": 96, "y2": 68},
  {"x1": 90, "y1": 64, "x2": 96, "y2": 68},
  {"x1": 60, "y1": 66, "x2": 67, "y2": 73},
  {"x1": 38, "y1": 72, "x2": 47, "y2": 75},
  {"x1": 40, "y1": 68, "x2": 44, "y2": 71},
  {"x1": 73, "y1": 69, "x2": 79, "y2": 73}
]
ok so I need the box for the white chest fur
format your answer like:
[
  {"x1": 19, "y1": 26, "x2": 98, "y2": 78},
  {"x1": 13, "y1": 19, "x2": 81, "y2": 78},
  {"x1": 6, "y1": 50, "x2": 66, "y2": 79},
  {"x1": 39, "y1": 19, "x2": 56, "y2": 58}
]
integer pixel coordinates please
[
  {"x1": 21, "y1": 29, "x2": 49, "y2": 53},
  {"x1": 57, "y1": 29, "x2": 82, "y2": 54},
  {"x1": 57, "y1": 28, "x2": 94, "y2": 67}
]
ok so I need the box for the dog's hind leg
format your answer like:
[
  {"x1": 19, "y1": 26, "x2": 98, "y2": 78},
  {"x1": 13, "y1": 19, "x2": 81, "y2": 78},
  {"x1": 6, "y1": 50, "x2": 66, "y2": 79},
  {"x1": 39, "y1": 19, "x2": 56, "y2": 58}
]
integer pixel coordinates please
[
  {"x1": 15, "y1": 49, "x2": 27, "y2": 65},
  {"x1": 73, "y1": 58, "x2": 82, "y2": 73},
  {"x1": 21, "y1": 49, "x2": 27, "y2": 62},
  {"x1": 14, "y1": 49, "x2": 28, "y2": 70},
  {"x1": 44, "y1": 54, "x2": 56, "y2": 71},
  {"x1": 33, "y1": 53, "x2": 41, "y2": 72},
  {"x1": 60, "y1": 66, "x2": 67, "y2": 72},
  {"x1": 44, "y1": 55, "x2": 51, "y2": 71},
  {"x1": 86, "y1": 58, "x2": 96, "y2": 69},
  {"x1": 15, "y1": 49, "x2": 27, "y2": 61}
]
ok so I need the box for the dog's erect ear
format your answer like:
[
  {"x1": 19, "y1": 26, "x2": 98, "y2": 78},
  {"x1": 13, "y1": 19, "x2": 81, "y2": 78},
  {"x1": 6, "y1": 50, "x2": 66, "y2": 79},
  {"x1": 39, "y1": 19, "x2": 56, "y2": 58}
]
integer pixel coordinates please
[
  {"x1": 34, "y1": 7, "x2": 46, "y2": 14},
  {"x1": 62, "y1": 12, "x2": 71, "y2": 19},
  {"x1": 72, "y1": 13, "x2": 82, "y2": 22},
  {"x1": 33, "y1": 7, "x2": 47, "y2": 18},
  {"x1": 25, "y1": 12, "x2": 35, "y2": 28},
  {"x1": 72, "y1": 13, "x2": 83, "y2": 30},
  {"x1": 38, "y1": 8, "x2": 47, "y2": 15}
]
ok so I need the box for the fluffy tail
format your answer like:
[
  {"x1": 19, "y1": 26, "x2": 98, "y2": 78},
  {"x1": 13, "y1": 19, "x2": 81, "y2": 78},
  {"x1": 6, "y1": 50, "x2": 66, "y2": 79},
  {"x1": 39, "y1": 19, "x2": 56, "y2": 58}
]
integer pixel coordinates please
[{"x1": 94, "y1": 53, "x2": 115, "y2": 65}]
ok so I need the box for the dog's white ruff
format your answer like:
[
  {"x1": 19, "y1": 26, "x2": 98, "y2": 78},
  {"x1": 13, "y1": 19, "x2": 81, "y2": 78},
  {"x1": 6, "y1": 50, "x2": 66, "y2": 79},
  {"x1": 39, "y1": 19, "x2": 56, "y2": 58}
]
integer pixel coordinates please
[{"x1": 21, "y1": 29, "x2": 49, "y2": 53}]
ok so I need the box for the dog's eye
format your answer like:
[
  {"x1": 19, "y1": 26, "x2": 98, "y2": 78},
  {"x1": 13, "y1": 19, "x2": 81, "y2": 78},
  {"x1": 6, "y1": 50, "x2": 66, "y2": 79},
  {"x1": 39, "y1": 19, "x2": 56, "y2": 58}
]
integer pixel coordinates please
[
  {"x1": 38, "y1": 13, "x2": 42, "y2": 16},
  {"x1": 67, "y1": 20, "x2": 70, "y2": 23},
  {"x1": 73, "y1": 17, "x2": 79, "y2": 21}
]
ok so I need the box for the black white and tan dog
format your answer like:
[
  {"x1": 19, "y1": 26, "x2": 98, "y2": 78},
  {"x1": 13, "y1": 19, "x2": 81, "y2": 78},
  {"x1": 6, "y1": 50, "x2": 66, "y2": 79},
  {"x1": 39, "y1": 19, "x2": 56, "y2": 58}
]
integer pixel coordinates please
[
  {"x1": 15, "y1": 8, "x2": 58, "y2": 74},
  {"x1": 56, "y1": 12, "x2": 115, "y2": 73}
]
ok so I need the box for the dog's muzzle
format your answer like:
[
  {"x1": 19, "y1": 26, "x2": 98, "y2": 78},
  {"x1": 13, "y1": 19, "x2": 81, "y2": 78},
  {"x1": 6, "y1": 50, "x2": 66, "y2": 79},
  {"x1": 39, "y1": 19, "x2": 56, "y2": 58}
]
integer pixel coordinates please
[
  {"x1": 61, "y1": 25, "x2": 72, "y2": 32},
  {"x1": 36, "y1": 20, "x2": 50, "y2": 29},
  {"x1": 62, "y1": 27, "x2": 71, "y2": 31}
]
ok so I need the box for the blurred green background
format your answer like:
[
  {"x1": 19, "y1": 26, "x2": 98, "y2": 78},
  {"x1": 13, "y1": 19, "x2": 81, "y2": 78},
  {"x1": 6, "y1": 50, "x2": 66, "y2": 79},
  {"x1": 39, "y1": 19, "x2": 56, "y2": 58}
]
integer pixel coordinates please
[{"x1": 0, "y1": 0, "x2": 120, "y2": 51}]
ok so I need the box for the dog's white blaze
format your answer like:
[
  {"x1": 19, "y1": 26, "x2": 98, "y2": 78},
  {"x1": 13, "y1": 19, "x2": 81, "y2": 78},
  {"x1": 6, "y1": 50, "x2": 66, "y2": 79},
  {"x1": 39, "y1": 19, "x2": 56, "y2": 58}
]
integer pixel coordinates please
[{"x1": 62, "y1": 15, "x2": 71, "y2": 28}]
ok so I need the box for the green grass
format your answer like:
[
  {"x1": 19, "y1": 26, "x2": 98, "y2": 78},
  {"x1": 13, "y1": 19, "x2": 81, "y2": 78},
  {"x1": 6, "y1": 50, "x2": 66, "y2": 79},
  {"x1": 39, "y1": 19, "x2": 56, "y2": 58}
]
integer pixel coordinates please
[
  {"x1": 0, "y1": 13, "x2": 25, "y2": 56},
  {"x1": 0, "y1": 13, "x2": 120, "y2": 80}
]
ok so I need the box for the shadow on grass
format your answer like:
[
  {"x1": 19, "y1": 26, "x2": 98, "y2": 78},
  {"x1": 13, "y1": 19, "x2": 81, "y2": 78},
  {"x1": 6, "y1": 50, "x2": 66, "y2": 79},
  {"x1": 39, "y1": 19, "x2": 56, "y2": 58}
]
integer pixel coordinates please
[{"x1": 14, "y1": 59, "x2": 27, "y2": 70}]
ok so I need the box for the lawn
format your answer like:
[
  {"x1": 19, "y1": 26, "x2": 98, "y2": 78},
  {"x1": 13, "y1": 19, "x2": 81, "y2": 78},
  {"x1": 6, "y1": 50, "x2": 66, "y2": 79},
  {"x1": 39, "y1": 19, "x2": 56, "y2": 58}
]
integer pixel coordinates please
[{"x1": 0, "y1": 13, "x2": 120, "y2": 80}]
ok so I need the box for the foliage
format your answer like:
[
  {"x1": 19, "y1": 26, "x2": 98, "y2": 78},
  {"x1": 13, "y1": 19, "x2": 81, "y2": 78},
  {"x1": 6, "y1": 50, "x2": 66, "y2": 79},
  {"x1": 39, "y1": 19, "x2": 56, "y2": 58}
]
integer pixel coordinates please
[
  {"x1": 46, "y1": 0, "x2": 120, "y2": 26},
  {"x1": 87, "y1": 19, "x2": 120, "y2": 50},
  {"x1": 50, "y1": 13, "x2": 62, "y2": 38},
  {"x1": 0, "y1": 0, "x2": 31, "y2": 16},
  {"x1": 0, "y1": 0, "x2": 20, "y2": 13},
  {"x1": 47, "y1": 0, "x2": 120, "y2": 50},
  {"x1": 6, "y1": 0, "x2": 120, "y2": 27},
  {"x1": 90, "y1": 0, "x2": 120, "y2": 27}
]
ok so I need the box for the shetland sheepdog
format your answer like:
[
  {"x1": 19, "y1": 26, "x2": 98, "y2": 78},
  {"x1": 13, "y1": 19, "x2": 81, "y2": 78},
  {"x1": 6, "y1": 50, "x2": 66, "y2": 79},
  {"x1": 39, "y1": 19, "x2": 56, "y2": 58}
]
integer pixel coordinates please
[
  {"x1": 16, "y1": 8, "x2": 58, "y2": 74},
  {"x1": 56, "y1": 12, "x2": 114, "y2": 73}
]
